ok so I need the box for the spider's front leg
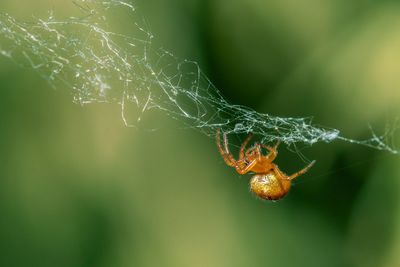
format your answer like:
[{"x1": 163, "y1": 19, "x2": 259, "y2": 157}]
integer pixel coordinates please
[
  {"x1": 235, "y1": 159, "x2": 258, "y2": 175},
  {"x1": 216, "y1": 129, "x2": 262, "y2": 175},
  {"x1": 261, "y1": 140, "x2": 280, "y2": 162},
  {"x1": 216, "y1": 128, "x2": 236, "y2": 167},
  {"x1": 239, "y1": 132, "x2": 253, "y2": 160}
]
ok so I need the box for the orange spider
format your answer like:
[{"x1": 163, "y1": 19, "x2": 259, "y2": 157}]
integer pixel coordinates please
[{"x1": 216, "y1": 129, "x2": 315, "y2": 200}]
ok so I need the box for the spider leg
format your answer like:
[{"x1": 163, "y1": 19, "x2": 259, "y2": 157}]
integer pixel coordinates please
[
  {"x1": 261, "y1": 140, "x2": 280, "y2": 161},
  {"x1": 235, "y1": 159, "x2": 258, "y2": 175},
  {"x1": 216, "y1": 128, "x2": 237, "y2": 167},
  {"x1": 239, "y1": 132, "x2": 253, "y2": 160},
  {"x1": 285, "y1": 160, "x2": 316, "y2": 181},
  {"x1": 255, "y1": 143, "x2": 262, "y2": 161}
]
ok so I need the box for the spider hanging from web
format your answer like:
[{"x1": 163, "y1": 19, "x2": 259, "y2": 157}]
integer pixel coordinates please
[{"x1": 216, "y1": 129, "x2": 315, "y2": 200}]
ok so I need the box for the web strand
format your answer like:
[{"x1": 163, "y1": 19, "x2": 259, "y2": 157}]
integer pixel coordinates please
[{"x1": 0, "y1": 0, "x2": 398, "y2": 154}]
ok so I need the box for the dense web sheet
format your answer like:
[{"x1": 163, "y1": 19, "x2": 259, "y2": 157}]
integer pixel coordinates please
[{"x1": 0, "y1": 0, "x2": 398, "y2": 154}]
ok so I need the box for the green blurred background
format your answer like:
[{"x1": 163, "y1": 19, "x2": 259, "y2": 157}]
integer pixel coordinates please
[{"x1": 1, "y1": 0, "x2": 400, "y2": 266}]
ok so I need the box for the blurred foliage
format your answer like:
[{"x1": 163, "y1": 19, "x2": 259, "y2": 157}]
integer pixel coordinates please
[{"x1": 0, "y1": 0, "x2": 399, "y2": 267}]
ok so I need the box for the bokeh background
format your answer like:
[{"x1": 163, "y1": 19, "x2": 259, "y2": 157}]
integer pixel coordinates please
[{"x1": 1, "y1": 0, "x2": 400, "y2": 267}]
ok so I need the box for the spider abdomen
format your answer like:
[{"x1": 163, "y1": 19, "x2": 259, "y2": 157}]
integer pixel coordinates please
[{"x1": 250, "y1": 173, "x2": 291, "y2": 200}]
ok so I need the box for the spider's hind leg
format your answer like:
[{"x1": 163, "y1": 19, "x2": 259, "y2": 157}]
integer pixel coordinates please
[{"x1": 287, "y1": 160, "x2": 316, "y2": 181}]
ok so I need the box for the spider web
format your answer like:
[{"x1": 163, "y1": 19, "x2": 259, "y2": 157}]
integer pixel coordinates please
[{"x1": 0, "y1": 0, "x2": 398, "y2": 154}]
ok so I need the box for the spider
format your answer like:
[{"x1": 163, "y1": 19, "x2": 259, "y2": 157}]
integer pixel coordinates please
[{"x1": 216, "y1": 129, "x2": 315, "y2": 200}]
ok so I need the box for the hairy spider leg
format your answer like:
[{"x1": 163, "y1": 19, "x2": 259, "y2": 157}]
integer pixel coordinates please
[
  {"x1": 216, "y1": 129, "x2": 236, "y2": 167},
  {"x1": 223, "y1": 132, "x2": 232, "y2": 156},
  {"x1": 254, "y1": 143, "x2": 263, "y2": 161},
  {"x1": 224, "y1": 131, "x2": 259, "y2": 171},
  {"x1": 235, "y1": 158, "x2": 258, "y2": 175},
  {"x1": 239, "y1": 145, "x2": 265, "y2": 172},
  {"x1": 287, "y1": 160, "x2": 316, "y2": 180},
  {"x1": 239, "y1": 133, "x2": 253, "y2": 160},
  {"x1": 273, "y1": 160, "x2": 316, "y2": 181},
  {"x1": 216, "y1": 129, "x2": 260, "y2": 172},
  {"x1": 261, "y1": 140, "x2": 280, "y2": 162}
]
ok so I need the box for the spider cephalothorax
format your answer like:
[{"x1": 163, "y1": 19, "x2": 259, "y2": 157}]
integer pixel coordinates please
[{"x1": 216, "y1": 129, "x2": 315, "y2": 200}]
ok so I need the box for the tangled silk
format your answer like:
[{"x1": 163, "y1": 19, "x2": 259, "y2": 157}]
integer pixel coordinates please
[{"x1": 0, "y1": 0, "x2": 397, "y2": 153}]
